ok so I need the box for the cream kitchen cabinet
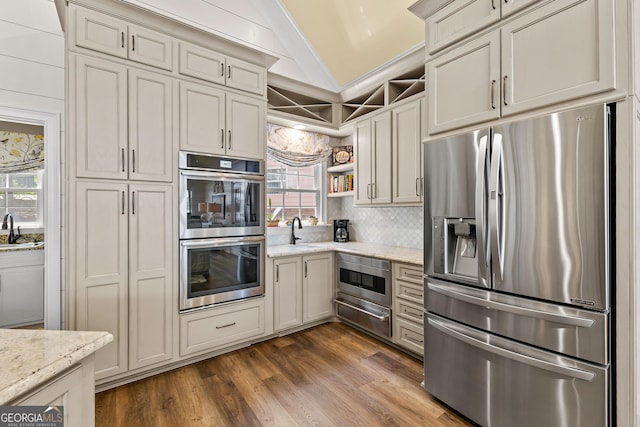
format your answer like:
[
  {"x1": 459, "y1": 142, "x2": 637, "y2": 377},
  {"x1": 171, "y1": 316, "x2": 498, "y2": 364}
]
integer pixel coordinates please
[
  {"x1": 392, "y1": 263, "x2": 425, "y2": 356},
  {"x1": 73, "y1": 181, "x2": 173, "y2": 380},
  {"x1": 178, "y1": 41, "x2": 266, "y2": 96},
  {"x1": 426, "y1": 0, "x2": 542, "y2": 54},
  {"x1": 179, "y1": 80, "x2": 265, "y2": 159},
  {"x1": 427, "y1": 0, "x2": 615, "y2": 134},
  {"x1": 0, "y1": 250, "x2": 45, "y2": 328},
  {"x1": 73, "y1": 54, "x2": 173, "y2": 182},
  {"x1": 273, "y1": 253, "x2": 334, "y2": 331},
  {"x1": 354, "y1": 111, "x2": 392, "y2": 205},
  {"x1": 73, "y1": 5, "x2": 173, "y2": 71},
  {"x1": 392, "y1": 98, "x2": 424, "y2": 204}
]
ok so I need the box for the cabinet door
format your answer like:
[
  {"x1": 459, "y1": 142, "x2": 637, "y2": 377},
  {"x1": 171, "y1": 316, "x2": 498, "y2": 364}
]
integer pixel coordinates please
[
  {"x1": 128, "y1": 24, "x2": 173, "y2": 71},
  {"x1": 75, "y1": 55, "x2": 128, "y2": 179},
  {"x1": 73, "y1": 6, "x2": 127, "y2": 59},
  {"x1": 354, "y1": 120, "x2": 372, "y2": 206},
  {"x1": 273, "y1": 257, "x2": 302, "y2": 331},
  {"x1": 371, "y1": 111, "x2": 392, "y2": 204},
  {"x1": 426, "y1": 0, "x2": 500, "y2": 53},
  {"x1": 178, "y1": 41, "x2": 225, "y2": 85},
  {"x1": 74, "y1": 181, "x2": 129, "y2": 379},
  {"x1": 392, "y1": 99, "x2": 422, "y2": 204},
  {"x1": 179, "y1": 81, "x2": 225, "y2": 155},
  {"x1": 226, "y1": 92, "x2": 265, "y2": 160},
  {"x1": 0, "y1": 265, "x2": 44, "y2": 328},
  {"x1": 427, "y1": 31, "x2": 500, "y2": 134},
  {"x1": 501, "y1": 0, "x2": 615, "y2": 117},
  {"x1": 129, "y1": 69, "x2": 173, "y2": 182},
  {"x1": 226, "y1": 57, "x2": 266, "y2": 96},
  {"x1": 502, "y1": 0, "x2": 542, "y2": 18},
  {"x1": 129, "y1": 184, "x2": 174, "y2": 370},
  {"x1": 302, "y1": 254, "x2": 334, "y2": 323}
]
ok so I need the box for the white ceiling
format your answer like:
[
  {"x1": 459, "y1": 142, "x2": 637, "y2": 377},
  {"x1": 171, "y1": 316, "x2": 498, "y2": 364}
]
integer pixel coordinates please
[{"x1": 121, "y1": 0, "x2": 425, "y2": 92}]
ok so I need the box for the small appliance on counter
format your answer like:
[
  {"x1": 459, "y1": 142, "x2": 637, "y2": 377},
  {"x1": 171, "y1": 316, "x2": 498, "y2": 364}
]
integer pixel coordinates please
[{"x1": 333, "y1": 219, "x2": 349, "y2": 242}]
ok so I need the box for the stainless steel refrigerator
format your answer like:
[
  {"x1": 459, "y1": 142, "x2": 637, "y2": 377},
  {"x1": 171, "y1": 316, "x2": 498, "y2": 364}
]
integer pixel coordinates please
[{"x1": 422, "y1": 104, "x2": 612, "y2": 427}]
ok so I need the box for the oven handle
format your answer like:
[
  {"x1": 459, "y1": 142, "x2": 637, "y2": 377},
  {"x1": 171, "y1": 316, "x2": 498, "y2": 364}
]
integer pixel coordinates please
[
  {"x1": 180, "y1": 169, "x2": 265, "y2": 182},
  {"x1": 180, "y1": 235, "x2": 265, "y2": 249},
  {"x1": 334, "y1": 298, "x2": 389, "y2": 320}
]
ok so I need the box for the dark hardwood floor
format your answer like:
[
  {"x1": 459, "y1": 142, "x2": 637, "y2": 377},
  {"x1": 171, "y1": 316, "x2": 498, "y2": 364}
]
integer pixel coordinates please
[{"x1": 96, "y1": 322, "x2": 472, "y2": 426}]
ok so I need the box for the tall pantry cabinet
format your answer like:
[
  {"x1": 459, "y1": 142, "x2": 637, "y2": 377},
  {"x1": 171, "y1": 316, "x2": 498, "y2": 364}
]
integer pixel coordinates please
[{"x1": 58, "y1": 0, "x2": 274, "y2": 384}]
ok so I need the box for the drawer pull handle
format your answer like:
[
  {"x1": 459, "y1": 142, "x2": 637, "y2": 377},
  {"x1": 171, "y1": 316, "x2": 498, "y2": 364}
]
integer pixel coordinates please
[
  {"x1": 216, "y1": 322, "x2": 236, "y2": 329},
  {"x1": 403, "y1": 310, "x2": 423, "y2": 319},
  {"x1": 334, "y1": 299, "x2": 388, "y2": 321},
  {"x1": 490, "y1": 79, "x2": 496, "y2": 109},
  {"x1": 404, "y1": 272, "x2": 423, "y2": 280},
  {"x1": 404, "y1": 291, "x2": 423, "y2": 298},
  {"x1": 405, "y1": 335, "x2": 423, "y2": 345}
]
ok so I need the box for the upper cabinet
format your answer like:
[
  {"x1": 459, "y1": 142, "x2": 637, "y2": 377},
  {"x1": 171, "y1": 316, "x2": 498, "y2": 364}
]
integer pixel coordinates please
[
  {"x1": 179, "y1": 42, "x2": 266, "y2": 96},
  {"x1": 354, "y1": 111, "x2": 392, "y2": 206},
  {"x1": 73, "y1": 6, "x2": 173, "y2": 71},
  {"x1": 179, "y1": 81, "x2": 265, "y2": 159},
  {"x1": 73, "y1": 54, "x2": 173, "y2": 182},
  {"x1": 426, "y1": 0, "x2": 541, "y2": 54},
  {"x1": 426, "y1": 0, "x2": 616, "y2": 134}
]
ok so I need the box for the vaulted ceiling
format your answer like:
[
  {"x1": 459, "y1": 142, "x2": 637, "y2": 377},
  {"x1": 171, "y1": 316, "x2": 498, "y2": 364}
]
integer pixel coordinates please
[{"x1": 121, "y1": 0, "x2": 425, "y2": 92}]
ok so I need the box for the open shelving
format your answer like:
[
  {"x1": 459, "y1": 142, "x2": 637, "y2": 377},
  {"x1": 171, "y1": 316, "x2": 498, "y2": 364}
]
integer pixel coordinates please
[{"x1": 327, "y1": 163, "x2": 354, "y2": 197}]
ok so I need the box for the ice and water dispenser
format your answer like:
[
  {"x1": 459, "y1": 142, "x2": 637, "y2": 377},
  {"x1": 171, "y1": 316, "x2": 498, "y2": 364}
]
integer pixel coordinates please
[{"x1": 432, "y1": 217, "x2": 478, "y2": 281}]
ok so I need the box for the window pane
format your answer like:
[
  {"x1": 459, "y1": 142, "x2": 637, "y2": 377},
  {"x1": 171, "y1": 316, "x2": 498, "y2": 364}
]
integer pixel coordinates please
[
  {"x1": 0, "y1": 175, "x2": 6, "y2": 187},
  {"x1": 9, "y1": 173, "x2": 39, "y2": 189},
  {"x1": 8, "y1": 191, "x2": 37, "y2": 207},
  {"x1": 5, "y1": 207, "x2": 38, "y2": 223},
  {"x1": 266, "y1": 159, "x2": 321, "y2": 224}
]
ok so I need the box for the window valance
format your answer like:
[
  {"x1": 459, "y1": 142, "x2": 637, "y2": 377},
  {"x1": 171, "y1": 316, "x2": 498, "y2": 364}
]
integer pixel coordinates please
[
  {"x1": 0, "y1": 131, "x2": 44, "y2": 172},
  {"x1": 266, "y1": 124, "x2": 332, "y2": 167}
]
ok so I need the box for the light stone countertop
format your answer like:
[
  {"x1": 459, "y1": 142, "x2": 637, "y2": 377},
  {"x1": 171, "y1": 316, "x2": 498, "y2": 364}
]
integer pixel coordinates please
[
  {"x1": 267, "y1": 241, "x2": 423, "y2": 266},
  {"x1": 0, "y1": 329, "x2": 112, "y2": 404}
]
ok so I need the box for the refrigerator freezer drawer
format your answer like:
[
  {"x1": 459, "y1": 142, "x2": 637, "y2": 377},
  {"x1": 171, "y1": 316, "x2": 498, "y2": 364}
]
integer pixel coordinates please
[
  {"x1": 425, "y1": 313, "x2": 609, "y2": 427},
  {"x1": 426, "y1": 278, "x2": 609, "y2": 364}
]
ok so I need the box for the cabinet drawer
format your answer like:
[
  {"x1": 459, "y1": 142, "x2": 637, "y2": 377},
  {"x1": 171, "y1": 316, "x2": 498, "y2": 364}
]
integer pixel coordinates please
[
  {"x1": 180, "y1": 299, "x2": 264, "y2": 356},
  {"x1": 394, "y1": 318, "x2": 424, "y2": 356},
  {"x1": 395, "y1": 264, "x2": 423, "y2": 284},
  {"x1": 396, "y1": 300, "x2": 424, "y2": 325},
  {"x1": 396, "y1": 281, "x2": 424, "y2": 305}
]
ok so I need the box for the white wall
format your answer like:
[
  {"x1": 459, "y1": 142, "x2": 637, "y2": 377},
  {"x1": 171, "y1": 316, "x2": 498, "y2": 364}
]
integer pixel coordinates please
[{"x1": 0, "y1": 0, "x2": 65, "y2": 328}]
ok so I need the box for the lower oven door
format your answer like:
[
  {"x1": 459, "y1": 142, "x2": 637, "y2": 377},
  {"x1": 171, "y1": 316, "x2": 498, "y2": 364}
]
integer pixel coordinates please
[
  {"x1": 334, "y1": 292, "x2": 391, "y2": 338},
  {"x1": 180, "y1": 236, "x2": 265, "y2": 311}
]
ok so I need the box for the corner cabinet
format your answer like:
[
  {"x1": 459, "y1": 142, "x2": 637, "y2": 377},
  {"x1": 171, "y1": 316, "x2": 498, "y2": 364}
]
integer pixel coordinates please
[
  {"x1": 273, "y1": 253, "x2": 334, "y2": 332},
  {"x1": 72, "y1": 181, "x2": 173, "y2": 379},
  {"x1": 354, "y1": 111, "x2": 392, "y2": 205},
  {"x1": 179, "y1": 80, "x2": 265, "y2": 159},
  {"x1": 427, "y1": 0, "x2": 616, "y2": 134}
]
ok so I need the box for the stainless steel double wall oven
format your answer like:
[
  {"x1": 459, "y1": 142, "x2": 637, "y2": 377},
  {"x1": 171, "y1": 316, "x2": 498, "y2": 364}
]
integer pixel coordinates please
[{"x1": 179, "y1": 151, "x2": 265, "y2": 311}]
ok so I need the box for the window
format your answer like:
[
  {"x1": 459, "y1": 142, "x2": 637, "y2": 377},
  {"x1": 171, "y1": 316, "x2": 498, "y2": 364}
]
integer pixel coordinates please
[
  {"x1": 0, "y1": 169, "x2": 44, "y2": 228},
  {"x1": 267, "y1": 159, "x2": 322, "y2": 223}
]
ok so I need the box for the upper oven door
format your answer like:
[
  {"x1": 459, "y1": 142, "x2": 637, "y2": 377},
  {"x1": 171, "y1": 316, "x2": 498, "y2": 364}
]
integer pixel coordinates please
[{"x1": 180, "y1": 170, "x2": 265, "y2": 239}]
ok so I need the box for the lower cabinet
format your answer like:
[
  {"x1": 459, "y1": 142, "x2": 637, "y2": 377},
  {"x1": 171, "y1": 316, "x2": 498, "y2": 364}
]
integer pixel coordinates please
[
  {"x1": 273, "y1": 253, "x2": 334, "y2": 332},
  {"x1": 72, "y1": 180, "x2": 174, "y2": 380},
  {"x1": 0, "y1": 250, "x2": 44, "y2": 328},
  {"x1": 179, "y1": 297, "x2": 265, "y2": 356},
  {"x1": 392, "y1": 262, "x2": 425, "y2": 356},
  {"x1": 12, "y1": 357, "x2": 96, "y2": 427}
]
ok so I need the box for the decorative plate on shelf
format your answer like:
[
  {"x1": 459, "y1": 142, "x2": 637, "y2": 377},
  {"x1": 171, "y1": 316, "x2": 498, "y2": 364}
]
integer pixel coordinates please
[{"x1": 332, "y1": 145, "x2": 353, "y2": 165}]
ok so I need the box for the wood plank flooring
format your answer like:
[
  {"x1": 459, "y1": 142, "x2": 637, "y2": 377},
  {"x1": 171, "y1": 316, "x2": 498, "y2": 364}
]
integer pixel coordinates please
[{"x1": 95, "y1": 322, "x2": 473, "y2": 427}]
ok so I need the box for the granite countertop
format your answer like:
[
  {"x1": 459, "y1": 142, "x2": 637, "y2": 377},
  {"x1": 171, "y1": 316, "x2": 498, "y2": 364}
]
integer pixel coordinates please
[
  {"x1": 0, "y1": 329, "x2": 112, "y2": 404},
  {"x1": 267, "y1": 241, "x2": 423, "y2": 265}
]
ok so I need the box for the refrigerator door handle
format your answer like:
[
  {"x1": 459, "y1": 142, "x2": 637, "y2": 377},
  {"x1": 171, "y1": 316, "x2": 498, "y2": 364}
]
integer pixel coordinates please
[
  {"x1": 475, "y1": 134, "x2": 490, "y2": 287},
  {"x1": 489, "y1": 133, "x2": 504, "y2": 283},
  {"x1": 428, "y1": 280, "x2": 595, "y2": 328},
  {"x1": 428, "y1": 316, "x2": 596, "y2": 381}
]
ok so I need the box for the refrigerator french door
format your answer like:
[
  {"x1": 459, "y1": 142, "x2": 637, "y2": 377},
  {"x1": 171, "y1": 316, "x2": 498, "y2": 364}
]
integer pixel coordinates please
[{"x1": 423, "y1": 104, "x2": 612, "y2": 427}]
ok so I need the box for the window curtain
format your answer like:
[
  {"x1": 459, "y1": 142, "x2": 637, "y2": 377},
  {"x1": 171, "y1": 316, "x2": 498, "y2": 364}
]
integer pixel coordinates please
[
  {"x1": 266, "y1": 124, "x2": 332, "y2": 167},
  {"x1": 0, "y1": 131, "x2": 44, "y2": 172}
]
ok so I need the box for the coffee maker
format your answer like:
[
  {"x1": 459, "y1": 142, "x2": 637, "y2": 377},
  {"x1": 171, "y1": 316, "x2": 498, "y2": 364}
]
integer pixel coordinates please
[{"x1": 333, "y1": 219, "x2": 350, "y2": 242}]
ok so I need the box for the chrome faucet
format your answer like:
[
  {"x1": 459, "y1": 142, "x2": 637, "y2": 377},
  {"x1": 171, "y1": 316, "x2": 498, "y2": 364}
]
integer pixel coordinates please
[
  {"x1": 2, "y1": 213, "x2": 21, "y2": 244},
  {"x1": 289, "y1": 216, "x2": 303, "y2": 245}
]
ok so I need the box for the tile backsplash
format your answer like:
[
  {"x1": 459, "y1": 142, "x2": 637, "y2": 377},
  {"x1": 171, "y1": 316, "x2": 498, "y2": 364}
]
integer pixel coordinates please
[{"x1": 328, "y1": 197, "x2": 423, "y2": 249}]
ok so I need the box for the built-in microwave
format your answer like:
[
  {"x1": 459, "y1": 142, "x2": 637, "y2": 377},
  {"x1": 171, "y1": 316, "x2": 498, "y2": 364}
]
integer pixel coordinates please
[
  {"x1": 180, "y1": 236, "x2": 265, "y2": 311},
  {"x1": 179, "y1": 151, "x2": 265, "y2": 239}
]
